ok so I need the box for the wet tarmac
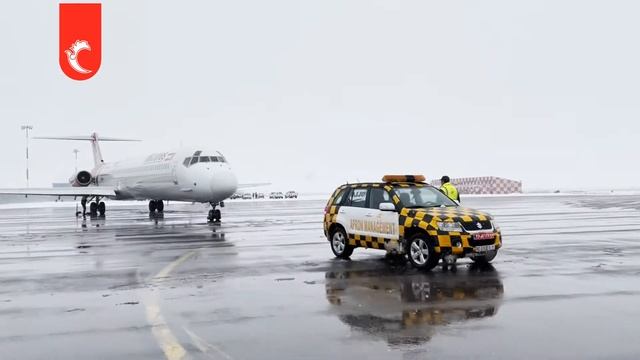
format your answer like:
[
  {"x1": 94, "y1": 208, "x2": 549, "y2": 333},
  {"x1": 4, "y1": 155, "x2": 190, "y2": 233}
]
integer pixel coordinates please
[{"x1": 1, "y1": 195, "x2": 640, "y2": 359}]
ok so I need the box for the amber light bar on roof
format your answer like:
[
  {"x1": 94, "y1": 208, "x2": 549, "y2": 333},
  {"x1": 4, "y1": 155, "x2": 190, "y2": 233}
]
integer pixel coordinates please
[{"x1": 382, "y1": 175, "x2": 426, "y2": 183}]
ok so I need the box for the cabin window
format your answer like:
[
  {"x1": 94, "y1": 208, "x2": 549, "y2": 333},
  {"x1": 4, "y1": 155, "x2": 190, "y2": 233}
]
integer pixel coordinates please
[
  {"x1": 183, "y1": 158, "x2": 191, "y2": 167},
  {"x1": 190, "y1": 157, "x2": 199, "y2": 165},
  {"x1": 200, "y1": 156, "x2": 210, "y2": 162}
]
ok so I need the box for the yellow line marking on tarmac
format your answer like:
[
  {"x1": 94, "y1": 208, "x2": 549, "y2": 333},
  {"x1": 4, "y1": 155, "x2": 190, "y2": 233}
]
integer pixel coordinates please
[
  {"x1": 183, "y1": 327, "x2": 234, "y2": 360},
  {"x1": 144, "y1": 251, "x2": 197, "y2": 360}
]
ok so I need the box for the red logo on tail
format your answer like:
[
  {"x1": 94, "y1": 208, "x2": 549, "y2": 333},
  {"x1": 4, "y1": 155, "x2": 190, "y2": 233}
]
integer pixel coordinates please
[{"x1": 59, "y1": 3, "x2": 101, "y2": 81}]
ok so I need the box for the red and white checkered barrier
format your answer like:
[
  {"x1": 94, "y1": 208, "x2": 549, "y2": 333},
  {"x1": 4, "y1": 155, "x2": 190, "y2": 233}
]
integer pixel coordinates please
[{"x1": 431, "y1": 176, "x2": 522, "y2": 195}]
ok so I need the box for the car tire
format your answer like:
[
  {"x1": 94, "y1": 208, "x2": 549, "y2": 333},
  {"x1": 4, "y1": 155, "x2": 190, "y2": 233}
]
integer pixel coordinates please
[
  {"x1": 471, "y1": 250, "x2": 498, "y2": 265},
  {"x1": 406, "y1": 233, "x2": 439, "y2": 271},
  {"x1": 330, "y1": 227, "x2": 354, "y2": 259}
]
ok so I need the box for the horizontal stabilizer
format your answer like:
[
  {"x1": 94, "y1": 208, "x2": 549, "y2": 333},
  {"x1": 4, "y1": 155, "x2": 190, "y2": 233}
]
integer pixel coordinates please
[
  {"x1": 0, "y1": 187, "x2": 116, "y2": 197},
  {"x1": 34, "y1": 132, "x2": 140, "y2": 168},
  {"x1": 34, "y1": 136, "x2": 140, "y2": 142}
]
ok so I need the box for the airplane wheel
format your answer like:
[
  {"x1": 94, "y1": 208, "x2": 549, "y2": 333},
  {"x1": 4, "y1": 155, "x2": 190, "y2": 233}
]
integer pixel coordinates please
[
  {"x1": 148, "y1": 200, "x2": 157, "y2": 213},
  {"x1": 156, "y1": 200, "x2": 164, "y2": 212},
  {"x1": 89, "y1": 202, "x2": 98, "y2": 215},
  {"x1": 98, "y1": 202, "x2": 106, "y2": 216},
  {"x1": 208, "y1": 209, "x2": 221, "y2": 222}
]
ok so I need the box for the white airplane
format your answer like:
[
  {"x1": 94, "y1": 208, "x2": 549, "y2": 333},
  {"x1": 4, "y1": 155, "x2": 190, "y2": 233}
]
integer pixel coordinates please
[{"x1": 0, "y1": 133, "x2": 244, "y2": 222}]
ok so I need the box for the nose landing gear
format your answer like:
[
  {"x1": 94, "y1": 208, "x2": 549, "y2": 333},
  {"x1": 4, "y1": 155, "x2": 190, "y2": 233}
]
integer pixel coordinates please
[
  {"x1": 149, "y1": 200, "x2": 164, "y2": 213},
  {"x1": 208, "y1": 201, "x2": 223, "y2": 222}
]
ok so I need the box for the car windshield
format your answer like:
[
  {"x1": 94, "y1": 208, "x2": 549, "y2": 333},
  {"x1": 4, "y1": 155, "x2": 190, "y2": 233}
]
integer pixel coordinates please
[{"x1": 394, "y1": 185, "x2": 458, "y2": 208}]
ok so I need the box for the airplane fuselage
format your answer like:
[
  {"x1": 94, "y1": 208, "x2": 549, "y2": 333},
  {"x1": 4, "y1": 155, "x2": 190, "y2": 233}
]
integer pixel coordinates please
[{"x1": 92, "y1": 148, "x2": 238, "y2": 203}]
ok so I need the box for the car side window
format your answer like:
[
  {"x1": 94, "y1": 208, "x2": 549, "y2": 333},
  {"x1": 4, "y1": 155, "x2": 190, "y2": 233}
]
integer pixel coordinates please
[
  {"x1": 368, "y1": 188, "x2": 391, "y2": 209},
  {"x1": 332, "y1": 189, "x2": 347, "y2": 205},
  {"x1": 348, "y1": 188, "x2": 368, "y2": 208}
]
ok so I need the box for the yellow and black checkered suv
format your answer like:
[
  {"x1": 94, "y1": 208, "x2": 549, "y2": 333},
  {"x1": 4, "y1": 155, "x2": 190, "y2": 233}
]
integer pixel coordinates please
[{"x1": 323, "y1": 175, "x2": 502, "y2": 271}]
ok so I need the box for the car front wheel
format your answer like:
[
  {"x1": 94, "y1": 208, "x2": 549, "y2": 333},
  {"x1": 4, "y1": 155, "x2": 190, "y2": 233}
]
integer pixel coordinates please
[
  {"x1": 331, "y1": 227, "x2": 354, "y2": 259},
  {"x1": 406, "y1": 234, "x2": 439, "y2": 271}
]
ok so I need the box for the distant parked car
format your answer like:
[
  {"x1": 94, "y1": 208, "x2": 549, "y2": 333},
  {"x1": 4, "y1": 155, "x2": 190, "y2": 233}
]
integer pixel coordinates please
[
  {"x1": 285, "y1": 191, "x2": 298, "y2": 199},
  {"x1": 230, "y1": 193, "x2": 242, "y2": 199},
  {"x1": 269, "y1": 192, "x2": 284, "y2": 199},
  {"x1": 242, "y1": 193, "x2": 253, "y2": 200},
  {"x1": 256, "y1": 192, "x2": 265, "y2": 199}
]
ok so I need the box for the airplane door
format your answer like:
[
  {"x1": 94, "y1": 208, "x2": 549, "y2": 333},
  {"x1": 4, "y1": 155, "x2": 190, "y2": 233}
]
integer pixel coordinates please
[{"x1": 171, "y1": 164, "x2": 178, "y2": 185}]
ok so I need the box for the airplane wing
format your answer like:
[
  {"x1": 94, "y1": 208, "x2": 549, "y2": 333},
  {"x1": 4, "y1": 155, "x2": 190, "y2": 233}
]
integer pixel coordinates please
[
  {"x1": 237, "y1": 182, "x2": 271, "y2": 189},
  {"x1": 0, "y1": 187, "x2": 116, "y2": 197}
]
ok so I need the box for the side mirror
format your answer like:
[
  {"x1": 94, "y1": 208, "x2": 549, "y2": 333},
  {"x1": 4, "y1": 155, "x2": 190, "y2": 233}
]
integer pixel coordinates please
[{"x1": 379, "y1": 202, "x2": 396, "y2": 212}]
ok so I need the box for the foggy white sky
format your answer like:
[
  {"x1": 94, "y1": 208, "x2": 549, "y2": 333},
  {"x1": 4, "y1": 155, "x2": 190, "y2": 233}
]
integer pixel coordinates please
[{"x1": 1, "y1": 1, "x2": 639, "y2": 192}]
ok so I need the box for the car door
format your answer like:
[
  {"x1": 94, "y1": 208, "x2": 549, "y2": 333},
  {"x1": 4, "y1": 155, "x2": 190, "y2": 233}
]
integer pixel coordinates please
[
  {"x1": 337, "y1": 187, "x2": 370, "y2": 241},
  {"x1": 365, "y1": 187, "x2": 400, "y2": 244}
]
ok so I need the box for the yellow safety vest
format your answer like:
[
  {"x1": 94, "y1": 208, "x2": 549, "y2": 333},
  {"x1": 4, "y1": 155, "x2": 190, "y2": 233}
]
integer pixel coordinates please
[{"x1": 440, "y1": 182, "x2": 459, "y2": 202}]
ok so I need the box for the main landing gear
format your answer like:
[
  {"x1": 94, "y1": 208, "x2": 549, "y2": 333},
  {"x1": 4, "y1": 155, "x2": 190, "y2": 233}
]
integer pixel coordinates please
[
  {"x1": 148, "y1": 200, "x2": 164, "y2": 213},
  {"x1": 79, "y1": 196, "x2": 106, "y2": 217},
  {"x1": 207, "y1": 201, "x2": 224, "y2": 223}
]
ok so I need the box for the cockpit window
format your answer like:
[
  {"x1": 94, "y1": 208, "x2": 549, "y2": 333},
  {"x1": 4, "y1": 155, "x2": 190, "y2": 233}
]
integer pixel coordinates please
[
  {"x1": 183, "y1": 153, "x2": 226, "y2": 167},
  {"x1": 211, "y1": 156, "x2": 226, "y2": 163}
]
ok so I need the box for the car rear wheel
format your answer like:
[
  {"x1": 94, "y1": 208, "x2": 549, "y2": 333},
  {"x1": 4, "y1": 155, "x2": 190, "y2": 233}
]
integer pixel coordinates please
[
  {"x1": 406, "y1": 234, "x2": 439, "y2": 271},
  {"x1": 331, "y1": 227, "x2": 354, "y2": 259},
  {"x1": 471, "y1": 250, "x2": 498, "y2": 265}
]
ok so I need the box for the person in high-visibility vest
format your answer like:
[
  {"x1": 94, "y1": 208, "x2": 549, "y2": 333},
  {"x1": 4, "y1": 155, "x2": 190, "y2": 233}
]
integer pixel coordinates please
[{"x1": 440, "y1": 175, "x2": 460, "y2": 202}]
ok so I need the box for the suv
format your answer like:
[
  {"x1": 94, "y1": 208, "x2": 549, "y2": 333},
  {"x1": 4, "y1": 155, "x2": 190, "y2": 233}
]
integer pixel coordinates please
[
  {"x1": 285, "y1": 191, "x2": 298, "y2": 199},
  {"x1": 323, "y1": 175, "x2": 502, "y2": 271}
]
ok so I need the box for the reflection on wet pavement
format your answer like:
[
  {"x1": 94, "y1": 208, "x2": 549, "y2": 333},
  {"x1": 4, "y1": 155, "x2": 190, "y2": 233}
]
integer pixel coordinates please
[
  {"x1": 326, "y1": 262, "x2": 503, "y2": 346},
  {"x1": 0, "y1": 196, "x2": 639, "y2": 359}
]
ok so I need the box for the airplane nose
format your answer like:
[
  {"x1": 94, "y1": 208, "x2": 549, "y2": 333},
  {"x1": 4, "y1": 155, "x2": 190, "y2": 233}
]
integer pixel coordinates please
[{"x1": 210, "y1": 167, "x2": 238, "y2": 200}]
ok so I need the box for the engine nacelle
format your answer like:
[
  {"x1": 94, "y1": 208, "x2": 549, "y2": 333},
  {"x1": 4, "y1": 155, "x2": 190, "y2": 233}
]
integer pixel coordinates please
[{"x1": 69, "y1": 170, "x2": 93, "y2": 187}]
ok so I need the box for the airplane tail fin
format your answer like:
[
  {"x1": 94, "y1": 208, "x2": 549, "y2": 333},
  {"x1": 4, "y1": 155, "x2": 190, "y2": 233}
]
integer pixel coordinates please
[{"x1": 34, "y1": 132, "x2": 140, "y2": 169}]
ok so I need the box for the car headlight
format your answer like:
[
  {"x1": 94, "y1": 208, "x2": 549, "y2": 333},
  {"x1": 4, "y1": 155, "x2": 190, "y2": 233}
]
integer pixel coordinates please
[{"x1": 437, "y1": 221, "x2": 463, "y2": 232}]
